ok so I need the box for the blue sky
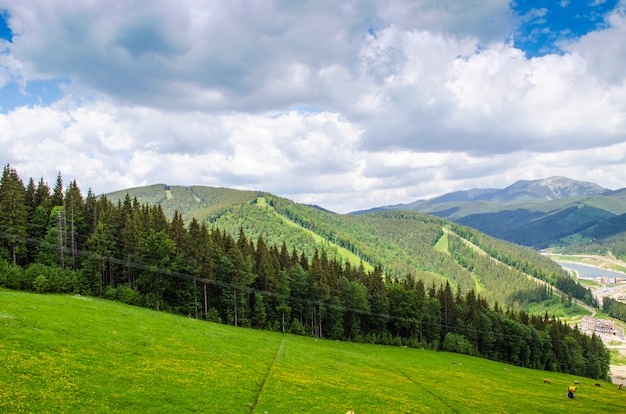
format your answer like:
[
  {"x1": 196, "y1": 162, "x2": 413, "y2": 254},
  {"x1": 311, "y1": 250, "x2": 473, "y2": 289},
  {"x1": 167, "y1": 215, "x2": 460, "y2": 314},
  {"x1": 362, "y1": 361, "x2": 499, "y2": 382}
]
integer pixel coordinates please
[
  {"x1": 0, "y1": 1, "x2": 625, "y2": 213},
  {"x1": 512, "y1": 0, "x2": 620, "y2": 57},
  {"x1": 0, "y1": 11, "x2": 11, "y2": 42}
]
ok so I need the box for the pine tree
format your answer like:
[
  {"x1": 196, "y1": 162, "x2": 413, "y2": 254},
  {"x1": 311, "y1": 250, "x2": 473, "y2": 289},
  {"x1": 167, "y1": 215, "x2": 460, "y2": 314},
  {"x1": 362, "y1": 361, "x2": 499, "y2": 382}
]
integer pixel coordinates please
[
  {"x1": 168, "y1": 211, "x2": 187, "y2": 256},
  {"x1": 137, "y1": 230, "x2": 177, "y2": 311},
  {"x1": 85, "y1": 219, "x2": 115, "y2": 292},
  {"x1": 51, "y1": 172, "x2": 64, "y2": 207},
  {"x1": 25, "y1": 177, "x2": 37, "y2": 213},
  {"x1": 34, "y1": 177, "x2": 52, "y2": 212},
  {"x1": 0, "y1": 165, "x2": 29, "y2": 264},
  {"x1": 64, "y1": 180, "x2": 85, "y2": 270}
]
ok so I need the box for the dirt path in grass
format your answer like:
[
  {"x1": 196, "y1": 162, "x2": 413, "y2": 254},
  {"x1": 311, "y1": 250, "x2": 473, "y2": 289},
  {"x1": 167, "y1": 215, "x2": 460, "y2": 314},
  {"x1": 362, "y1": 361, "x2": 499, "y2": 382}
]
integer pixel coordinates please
[{"x1": 249, "y1": 336, "x2": 285, "y2": 413}]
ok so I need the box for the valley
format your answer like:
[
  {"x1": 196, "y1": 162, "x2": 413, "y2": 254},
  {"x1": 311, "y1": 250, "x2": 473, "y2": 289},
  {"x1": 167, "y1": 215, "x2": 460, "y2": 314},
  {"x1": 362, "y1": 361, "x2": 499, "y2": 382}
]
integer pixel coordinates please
[
  {"x1": 547, "y1": 252, "x2": 626, "y2": 307},
  {"x1": 544, "y1": 252, "x2": 626, "y2": 384},
  {"x1": 1, "y1": 168, "x2": 623, "y2": 404}
]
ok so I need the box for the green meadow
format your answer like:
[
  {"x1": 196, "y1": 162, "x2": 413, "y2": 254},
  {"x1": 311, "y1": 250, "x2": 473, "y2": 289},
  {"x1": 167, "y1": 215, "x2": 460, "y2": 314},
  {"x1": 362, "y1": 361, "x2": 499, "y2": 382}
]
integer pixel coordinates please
[{"x1": 1, "y1": 289, "x2": 625, "y2": 413}]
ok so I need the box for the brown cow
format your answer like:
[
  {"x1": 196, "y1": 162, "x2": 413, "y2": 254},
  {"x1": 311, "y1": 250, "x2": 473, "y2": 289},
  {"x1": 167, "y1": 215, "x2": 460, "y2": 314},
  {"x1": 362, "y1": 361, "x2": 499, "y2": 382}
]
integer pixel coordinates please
[
  {"x1": 544, "y1": 379, "x2": 551, "y2": 384},
  {"x1": 573, "y1": 381, "x2": 580, "y2": 385}
]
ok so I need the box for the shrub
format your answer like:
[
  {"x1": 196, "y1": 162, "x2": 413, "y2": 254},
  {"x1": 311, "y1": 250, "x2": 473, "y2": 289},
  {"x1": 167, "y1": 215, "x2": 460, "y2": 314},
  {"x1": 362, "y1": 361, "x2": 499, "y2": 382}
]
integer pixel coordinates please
[
  {"x1": 442, "y1": 332, "x2": 478, "y2": 356},
  {"x1": 104, "y1": 287, "x2": 118, "y2": 300},
  {"x1": 288, "y1": 318, "x2": 306, "y2": 335},
  {"x1": 33, "y1": 275, "x2": 49, "y2": 293},
  {"x1": 205, "y1": 308, "x2": 222, "y2": 323},
  {"x1": 116, "y1": 285, "x2": 142, "y2": 306},
  {"x1": 0, "y1": 259, "x2": 9, "y2": 287}
]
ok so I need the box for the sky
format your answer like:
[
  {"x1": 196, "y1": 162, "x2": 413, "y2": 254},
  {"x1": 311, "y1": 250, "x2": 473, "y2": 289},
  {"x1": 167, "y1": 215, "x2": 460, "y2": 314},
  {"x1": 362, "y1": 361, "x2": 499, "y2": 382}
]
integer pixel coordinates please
[{"x1": 0, "y1": 0, "x2": 625, "y2": 214}]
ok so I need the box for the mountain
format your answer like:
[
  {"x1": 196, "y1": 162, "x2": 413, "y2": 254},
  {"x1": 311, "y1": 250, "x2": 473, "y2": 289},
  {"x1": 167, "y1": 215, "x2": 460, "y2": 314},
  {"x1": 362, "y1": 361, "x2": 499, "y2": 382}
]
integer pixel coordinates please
[
  {"x1": 106, "y1": 184, "x2": 261, "y2": 222},
  {"x1": 105, "y1": 183, "x2": 582, "y2": 309},
  {"x1": 352, "y1": 177, "x2": 626, "y2": 249}
]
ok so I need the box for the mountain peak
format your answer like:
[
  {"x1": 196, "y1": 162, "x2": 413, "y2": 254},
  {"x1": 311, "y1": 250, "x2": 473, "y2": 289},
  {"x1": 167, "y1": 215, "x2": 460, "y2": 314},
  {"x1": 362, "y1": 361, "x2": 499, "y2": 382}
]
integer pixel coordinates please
[{"x1": 504, "y1": 176, "x2": 609, "y2": 201}]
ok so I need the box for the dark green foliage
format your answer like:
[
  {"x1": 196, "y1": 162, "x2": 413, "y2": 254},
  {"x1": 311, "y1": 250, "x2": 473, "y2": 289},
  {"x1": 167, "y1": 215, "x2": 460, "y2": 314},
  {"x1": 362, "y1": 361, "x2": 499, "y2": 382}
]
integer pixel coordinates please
[
  {"x1": 0, "y1": 166, "x2": 613, "y2": 381},
  {"x1": 0, "y1": 165, "x2": 29, "y2": 265},
  {"x1": 603, "y1": 296, "x2": 626, "y2": 322},
  {"x1": 560, "y1": 226, "x2": 626, "y2": 261}
]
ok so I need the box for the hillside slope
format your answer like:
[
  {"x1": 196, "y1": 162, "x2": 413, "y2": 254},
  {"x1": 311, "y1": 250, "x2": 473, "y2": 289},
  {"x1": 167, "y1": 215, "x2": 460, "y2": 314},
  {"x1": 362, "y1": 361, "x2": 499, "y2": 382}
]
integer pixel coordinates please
[
  {"x1": 106, "y1": 185, "x2": 575, "y2": 309},
  {"x1": 1, "y1": 290, "x2": 623, "y2": 413},
  {"x1": 106, "y1": 184, "x2": 260, "y2": 221}
]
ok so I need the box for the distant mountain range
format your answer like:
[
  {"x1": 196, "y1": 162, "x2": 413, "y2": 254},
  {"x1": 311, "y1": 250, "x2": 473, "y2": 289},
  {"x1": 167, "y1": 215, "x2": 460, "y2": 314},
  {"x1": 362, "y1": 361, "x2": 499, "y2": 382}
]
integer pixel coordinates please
[
  {"x1": 351, "y1": 177, "x2": 626, "y2": 248},
  {"x1": 106, "y1": 176, "x2": 626, "y2": 252}
]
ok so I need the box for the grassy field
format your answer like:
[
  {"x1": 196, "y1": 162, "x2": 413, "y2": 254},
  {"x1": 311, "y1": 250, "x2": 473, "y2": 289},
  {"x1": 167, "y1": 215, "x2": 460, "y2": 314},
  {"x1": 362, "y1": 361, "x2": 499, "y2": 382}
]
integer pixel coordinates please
[
  {"x1": 547, "y1": 254, "x2": 626, "y2": 274},
  {"x1": 1, "y1": 289, "x2": 625, "y2": 413}
]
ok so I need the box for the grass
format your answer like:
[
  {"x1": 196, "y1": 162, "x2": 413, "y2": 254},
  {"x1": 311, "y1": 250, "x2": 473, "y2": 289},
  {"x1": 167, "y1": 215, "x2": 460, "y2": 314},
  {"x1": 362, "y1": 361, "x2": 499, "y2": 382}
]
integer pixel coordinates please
[
  {"x1": 578, "y1": 278, "x2": 601, "y2": 288},
  {"x1": 526, "y1": 297, "x2": 592, "y2": 320},
  {"x1": 548, "y1": 254, "x2": 626, "y2": 274},
  {"x1": 2, "y1": 289, "x2": 625, "y2": 413},
  {"x1": 606, "y1": 263, "x2": 626, "y2": 273},
  {"x1": 256, "y1": 197, "x2": 374, "y2": 273},
  {"x1": 434, "y1": 231, "x2": 448, "y2": 253},
  {"x1": 610, "y1": 350, "x2": 626, "y2": 366}
]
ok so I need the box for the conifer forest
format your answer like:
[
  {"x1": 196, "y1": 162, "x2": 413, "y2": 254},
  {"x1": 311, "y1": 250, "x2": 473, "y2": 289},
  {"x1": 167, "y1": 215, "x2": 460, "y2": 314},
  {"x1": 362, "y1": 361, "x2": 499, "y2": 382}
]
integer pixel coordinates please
[{"x1": 0, "y1": 165, "x2": 610, "y2": 380}]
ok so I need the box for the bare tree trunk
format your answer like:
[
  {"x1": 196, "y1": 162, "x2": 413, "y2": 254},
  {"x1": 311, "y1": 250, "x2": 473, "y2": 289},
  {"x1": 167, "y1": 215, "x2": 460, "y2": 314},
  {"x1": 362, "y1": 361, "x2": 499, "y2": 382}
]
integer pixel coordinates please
[
  {"x1": 70, "y1": 198, "x2": 76, "y2": 270},
  {"x1": 203, "y1": 283, "x2": 208, "y2": 319},
  {"x1": 319, "y1": 305, "x2": 323, "y2": 338},
  {"x1": 234, "y1": 289, "x2": 238, "y2": 326},
  {"x1": 194, "y1": 279, "x2": 198, "y2": 319},
  {"x1": 58, "y1": 210, "x2": 65, "y2": 270}
]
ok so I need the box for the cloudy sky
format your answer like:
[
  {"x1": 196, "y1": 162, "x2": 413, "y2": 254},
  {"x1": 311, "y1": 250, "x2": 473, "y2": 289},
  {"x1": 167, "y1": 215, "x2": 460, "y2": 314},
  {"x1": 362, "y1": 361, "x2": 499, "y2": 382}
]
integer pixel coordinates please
[{"x1": 1, "y1": 0, "x2": 625, "y2": 213}]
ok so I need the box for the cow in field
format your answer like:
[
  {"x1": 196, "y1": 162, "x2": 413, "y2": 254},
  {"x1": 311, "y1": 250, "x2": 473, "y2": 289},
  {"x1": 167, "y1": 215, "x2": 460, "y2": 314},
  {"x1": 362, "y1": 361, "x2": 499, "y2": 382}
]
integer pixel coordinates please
[
  {"x1": 543, "y1": 379, "x2": 551, "y2": 384},
  {"x1": 574, "y1": 381, "x2": 580, "y2": 385}
]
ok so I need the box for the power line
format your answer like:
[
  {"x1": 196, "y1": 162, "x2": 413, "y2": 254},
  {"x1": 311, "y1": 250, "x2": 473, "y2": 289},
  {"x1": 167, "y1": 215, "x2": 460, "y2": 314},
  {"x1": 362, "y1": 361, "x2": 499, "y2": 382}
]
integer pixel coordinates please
[{"x1": 0, "y1": 230, "x2": 604, "y2": 345}]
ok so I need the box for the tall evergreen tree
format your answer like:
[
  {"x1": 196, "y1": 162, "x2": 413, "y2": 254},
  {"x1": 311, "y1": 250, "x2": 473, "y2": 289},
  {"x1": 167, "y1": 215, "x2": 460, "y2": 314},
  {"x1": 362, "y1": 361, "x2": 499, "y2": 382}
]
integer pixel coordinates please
[
  {"x1": 85, "y1": 219, "x2": 115, "y2": 291},
  {"x1": 64, "y1": 180, "x2": 85, "y2": 270},
  {"x1": 51, "y1": 172, "x2": 64, "y2": 207},
  {"x1": 34, "y1": 177, "x2": 52, "y2": 212},
  {"x1": 0, "y1": 165, "x2": 29, "y2": 264},
  {"x1": 25, "y1": 177, "x2": 37, "y2": 213},
  {"x1": 137, "y1": 230, "x2": 177, "y2": 311}
]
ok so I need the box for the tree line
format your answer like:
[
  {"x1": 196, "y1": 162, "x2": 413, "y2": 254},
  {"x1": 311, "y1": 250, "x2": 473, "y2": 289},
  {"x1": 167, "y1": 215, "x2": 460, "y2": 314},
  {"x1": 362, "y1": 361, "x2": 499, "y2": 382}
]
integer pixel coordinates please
[
  {"x1": 0, "y1": 165, "x2": 610, "y2": 379},
  {"x1": 603, "y1": 296, "x2": 626, "y2": 324}
]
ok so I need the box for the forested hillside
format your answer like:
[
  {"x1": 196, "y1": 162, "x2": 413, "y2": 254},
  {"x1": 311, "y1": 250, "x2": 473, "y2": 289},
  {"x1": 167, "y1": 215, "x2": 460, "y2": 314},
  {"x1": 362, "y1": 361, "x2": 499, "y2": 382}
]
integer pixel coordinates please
[
  {"x1": 354, "y1": 177, "x2": 626, "y2": 250},
  {"x1": 103, "y1": 182, "x2": 577, "y2": 308},
  {"x1": 0, "y1": 165, "x2": 609, "y2": 379},
  {"x1": 556, "y1": 212, "x2": 626, "y2": 261}
]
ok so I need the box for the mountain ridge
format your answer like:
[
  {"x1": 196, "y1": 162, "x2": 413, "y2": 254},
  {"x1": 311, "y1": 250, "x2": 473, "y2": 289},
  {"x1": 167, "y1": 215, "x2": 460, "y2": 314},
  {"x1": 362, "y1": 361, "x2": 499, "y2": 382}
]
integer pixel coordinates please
[
  {"x1": 350, "y1": 177, "x2": 626, "y2": 249},
  {"x1": 370, "y1": 176, "x2": 610, "y2": 209},
  {"x1": 102, "y1": 181, "x2": 594, "y2": 310}
]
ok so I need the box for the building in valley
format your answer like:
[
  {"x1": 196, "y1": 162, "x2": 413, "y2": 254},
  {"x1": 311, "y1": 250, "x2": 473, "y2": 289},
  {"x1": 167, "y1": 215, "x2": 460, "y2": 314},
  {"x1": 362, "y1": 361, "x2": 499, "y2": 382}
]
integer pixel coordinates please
[{"x1": 581, "y1": 316, "x2": 624, "y2": 339}]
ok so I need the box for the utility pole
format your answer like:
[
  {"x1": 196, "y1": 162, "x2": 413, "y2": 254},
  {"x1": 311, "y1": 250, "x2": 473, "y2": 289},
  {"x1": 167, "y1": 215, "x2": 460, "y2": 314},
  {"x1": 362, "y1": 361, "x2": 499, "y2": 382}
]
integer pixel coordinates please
[
  {"x1": 70, "y1": 194, "x2": 76, "y2": 270},
  {"x1": 58, "y1": 209, "x2": 65, "y2": 270}
]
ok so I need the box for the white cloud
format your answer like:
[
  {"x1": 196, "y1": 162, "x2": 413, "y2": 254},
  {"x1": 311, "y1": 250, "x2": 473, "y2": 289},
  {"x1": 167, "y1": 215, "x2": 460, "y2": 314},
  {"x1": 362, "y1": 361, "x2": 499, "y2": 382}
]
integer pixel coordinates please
[
  {"x1": 563, "y1": 6, "x2": 626, "y2": 84},
  {"x1": 0, "y1": 0, "x2": 625, "y2": 213}
]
